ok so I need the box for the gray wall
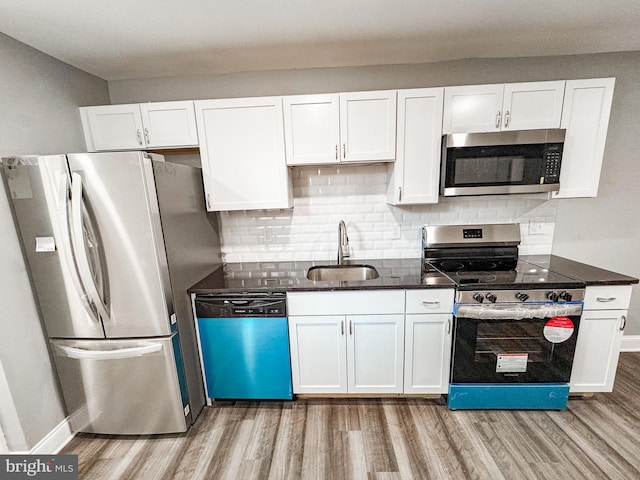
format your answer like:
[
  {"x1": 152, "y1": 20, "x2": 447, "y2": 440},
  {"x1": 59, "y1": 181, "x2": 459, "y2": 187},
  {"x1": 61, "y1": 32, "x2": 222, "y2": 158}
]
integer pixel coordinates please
[
  {"x1": 0, "y1": 33, "x2": 109, "y2": 451},
  {"x1": 110, "y1": 52, "x2": 640, "y2": 334}
]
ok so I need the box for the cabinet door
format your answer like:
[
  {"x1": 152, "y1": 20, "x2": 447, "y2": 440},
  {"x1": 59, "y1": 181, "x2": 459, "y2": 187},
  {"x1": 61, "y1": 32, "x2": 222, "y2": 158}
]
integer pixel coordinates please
[
  {"x1": 347, "y1": 314, "x2": 404, "y2": 394},
  {"x1": 339, "y1": 91, "x2": 397, "y2": 162},
  {"x1": 288, "y1": 316, "x2": 347, "y2": 394},
  {"x1": 404, "y1": 314, "x2": 452, "y2": 394},
  {"x1": 570, "y1": 309, "x2": 626, "y2": 393},
  {"x1": 195, "y1": 97, "x2": 292, "y2": 211},
  {"x1": 501, "y1": 81, "x2": 565, "y2": 131},
  {"x1": 388, "y1": 88, "x2": 444, "y2": 205},
  {"x1": 139, "y1": 101, "x2": 198, "y2": 148},
  {"x1": 81, "y1": 104, "x2": 145, "y2": 151},
  {"x1": 553, "y1": 78, "x2": 615, "y2": 198},
  {"x1": 283, "y1": 94, "x2": 340, "y2": 165},
  {"x1": 442, "y1": 84, "x2": 504, "y2": 134}
]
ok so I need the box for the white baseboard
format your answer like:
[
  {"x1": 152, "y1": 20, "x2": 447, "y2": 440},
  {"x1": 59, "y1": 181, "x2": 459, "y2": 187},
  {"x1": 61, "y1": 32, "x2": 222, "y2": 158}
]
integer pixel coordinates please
[
  {"x1": 621, "y1": 335, "x2": 640, "y2": 352},
  {"x1": 29, "y1": 418, "x2": 75, "y2": 454}
]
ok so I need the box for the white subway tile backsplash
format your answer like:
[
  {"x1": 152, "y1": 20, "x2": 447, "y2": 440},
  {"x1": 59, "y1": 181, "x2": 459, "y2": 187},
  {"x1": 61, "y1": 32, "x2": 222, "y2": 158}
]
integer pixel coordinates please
[{"x1": 218, "y1": 166, "x2": 558, "y2": 263}]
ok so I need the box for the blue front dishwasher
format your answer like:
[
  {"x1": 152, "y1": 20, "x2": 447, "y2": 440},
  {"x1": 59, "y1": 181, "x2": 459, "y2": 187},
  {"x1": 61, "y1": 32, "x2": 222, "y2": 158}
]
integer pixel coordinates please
[{"x1": 195, "y1": 293, "x2": 293, "y2": 400}]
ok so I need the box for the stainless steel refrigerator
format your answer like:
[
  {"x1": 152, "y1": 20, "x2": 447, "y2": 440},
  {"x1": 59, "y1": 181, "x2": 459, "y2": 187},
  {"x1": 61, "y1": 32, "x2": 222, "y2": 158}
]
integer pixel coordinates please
[{"x1": 2, "y1": 152, "x2": 221, "y2": 434}]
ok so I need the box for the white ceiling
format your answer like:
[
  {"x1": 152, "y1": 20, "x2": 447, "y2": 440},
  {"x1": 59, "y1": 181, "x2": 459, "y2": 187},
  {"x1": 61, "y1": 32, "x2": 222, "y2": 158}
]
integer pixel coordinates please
[{"x1": 2, "y1": 0, "x2": 640, "y2": 81}]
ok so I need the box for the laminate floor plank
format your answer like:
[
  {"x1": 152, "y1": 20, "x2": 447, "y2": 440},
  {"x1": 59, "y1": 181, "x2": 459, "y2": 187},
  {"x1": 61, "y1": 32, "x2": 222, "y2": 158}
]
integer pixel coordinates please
[{"x1": 61, "y1": 353, "x2": 640, "y2": 480}]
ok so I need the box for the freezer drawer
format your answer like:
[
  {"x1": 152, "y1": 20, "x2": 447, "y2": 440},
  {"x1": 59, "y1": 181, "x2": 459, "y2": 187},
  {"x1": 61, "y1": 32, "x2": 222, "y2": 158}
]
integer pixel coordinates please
[{"x1": 50, "y1": 336, "x2": 188, "y2": 434}]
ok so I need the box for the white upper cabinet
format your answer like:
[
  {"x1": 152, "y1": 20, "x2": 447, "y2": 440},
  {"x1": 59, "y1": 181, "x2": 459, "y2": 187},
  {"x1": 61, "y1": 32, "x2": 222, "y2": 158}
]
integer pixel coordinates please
[
  {"x1": 552, "y1": 78, "x2": 615, "y2": 199},
  {"x1": 442, "y1": 81, "x2": 565, "y2": 134},
  {"x1": 195, "y1": 96, "x2": 292, "y2": 212},
  {"x1": 80, "y1": 101, "x2": 198, "y2": 151},
  {"x1": 283, "y1": 90, "x2": 397, "y2": 165},
  {"x1": 283, "y1": 94, "x2": 341, "y2": 165},
  {"x1": 139, "y1": 102, "x2": 199, "y2": 148},
  {"x1": 340, "y1": 90, "x2": 397, "y2": 162},
  {"x1": 387, "y1": 88, "x2": 444, "y2": 205}
]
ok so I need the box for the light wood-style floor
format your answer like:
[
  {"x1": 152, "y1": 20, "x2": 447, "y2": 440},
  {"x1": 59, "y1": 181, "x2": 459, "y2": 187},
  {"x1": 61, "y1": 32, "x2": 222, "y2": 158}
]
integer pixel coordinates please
[{"x1": 62, "y1": 353, "x2": 640, "y2": 479}]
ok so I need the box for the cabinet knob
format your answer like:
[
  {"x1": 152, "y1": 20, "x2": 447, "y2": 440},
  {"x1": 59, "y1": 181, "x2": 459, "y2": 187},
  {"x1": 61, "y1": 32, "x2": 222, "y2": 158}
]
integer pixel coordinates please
[
  {"x1": 136, "y1": 129, "x2": 143, "y2": 145},
  {"x1": 398, "y1": 186, "x2": 402, "y2": 202},
  {"x1": 343, "y1": 144, "x2": 346, "y2": 159},
  {"x1": 144, "y1": 128, "x2": 150, "y2": 144},
  {"x1": 495, "y1": 111, "x2": 502, "y2": 129},
  {"x1": 504, "y1": 110, "x2": 510, "y2": 127},
  {"x1": 621, "y1": 315, "x2": 627, "y2": 331}
]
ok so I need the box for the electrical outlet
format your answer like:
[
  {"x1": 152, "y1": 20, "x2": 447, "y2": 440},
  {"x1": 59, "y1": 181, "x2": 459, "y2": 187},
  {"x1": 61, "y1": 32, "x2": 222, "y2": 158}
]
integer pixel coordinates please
[
  {"x1": 391, "y1": 223, "x2": 401, "y2": 239},
  {"x1": 262, "y1": 227, "x2": 273, "y2": 243},
  {"x1": 528, "y1": 219, "x2": 545, "y2": 235}
]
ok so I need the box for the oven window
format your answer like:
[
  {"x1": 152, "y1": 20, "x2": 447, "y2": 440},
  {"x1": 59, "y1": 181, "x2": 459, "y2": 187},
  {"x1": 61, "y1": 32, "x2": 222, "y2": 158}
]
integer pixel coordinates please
[
  {"x1": 451, "y1": 314, "x2": 581, "y2": 384},
  {"x1": 475, "y1": 322, "x2": 553, "y2": 364}
]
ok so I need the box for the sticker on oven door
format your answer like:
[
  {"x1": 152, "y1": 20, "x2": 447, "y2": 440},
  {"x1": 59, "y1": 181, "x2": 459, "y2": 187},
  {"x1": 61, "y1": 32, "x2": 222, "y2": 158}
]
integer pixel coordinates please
[
  {"x1": 543, "y1": 317, "x2": 575, "y2": 343},
  {"x1": 496, "y1": 353, "x2": 528, "y2": 373}
]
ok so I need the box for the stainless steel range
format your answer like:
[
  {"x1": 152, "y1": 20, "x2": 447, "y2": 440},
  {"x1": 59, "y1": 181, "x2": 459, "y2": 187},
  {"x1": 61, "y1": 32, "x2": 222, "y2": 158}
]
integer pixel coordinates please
[{"x1": 422, "y1": 223, "x2": 585, "y2": 410}]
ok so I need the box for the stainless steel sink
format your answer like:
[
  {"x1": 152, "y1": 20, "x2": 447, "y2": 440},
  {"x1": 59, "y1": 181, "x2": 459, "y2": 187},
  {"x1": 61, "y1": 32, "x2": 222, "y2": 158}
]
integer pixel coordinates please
[{"x1": 306, "y1": 265, "x2": 380, "y2": 282}]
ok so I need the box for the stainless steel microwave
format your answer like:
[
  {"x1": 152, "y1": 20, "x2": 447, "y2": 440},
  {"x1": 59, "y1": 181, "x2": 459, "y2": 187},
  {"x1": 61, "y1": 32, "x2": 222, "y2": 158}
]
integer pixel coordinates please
[{"x1": 440, "y1": 129, "x2": 566, "y2": 197}]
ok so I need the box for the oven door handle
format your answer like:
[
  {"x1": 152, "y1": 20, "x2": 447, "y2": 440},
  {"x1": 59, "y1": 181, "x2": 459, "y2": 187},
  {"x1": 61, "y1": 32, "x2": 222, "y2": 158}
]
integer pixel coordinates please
[{"x1": 455, "y1": 303, "x2": 583, "y2": 320}]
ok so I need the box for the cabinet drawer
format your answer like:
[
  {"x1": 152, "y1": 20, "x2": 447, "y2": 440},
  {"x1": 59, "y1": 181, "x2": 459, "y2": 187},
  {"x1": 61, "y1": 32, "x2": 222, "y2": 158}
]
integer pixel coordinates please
[
  {"x1": 287, "y1": 290, "x2": 405, "y2": 316},
  {"x1": 584, "y1": 286, "x2": 633, "y2": 310},
  {"x1": 405, "y1": 289, "x2": 455, "y2": 314}
]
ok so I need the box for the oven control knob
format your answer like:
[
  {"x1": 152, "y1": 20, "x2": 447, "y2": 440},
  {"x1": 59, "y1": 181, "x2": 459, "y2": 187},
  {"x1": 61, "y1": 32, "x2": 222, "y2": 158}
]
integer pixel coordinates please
[
  {"x1": 559, "y1": 291, "x2": 573, "y2": 302},
  {"x1": 485, "y1": 293, "x2": 497, "y2": 303},
  {"x1": 473, "y1": 293, "x2": 484, "y2": 303},
  {"x1": 515, "y1": 292, "x2": 529, "y2": 302},
  {"x1": 547, "y1": 291, "x2": 559, "y2": 302}
]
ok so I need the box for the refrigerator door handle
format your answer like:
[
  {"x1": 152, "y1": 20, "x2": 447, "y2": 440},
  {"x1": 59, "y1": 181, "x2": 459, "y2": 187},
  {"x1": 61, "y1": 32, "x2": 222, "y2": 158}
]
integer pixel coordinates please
[
  {"x1": 70, "y1": 172, "x2": 111, "y2": 323},
  {"x1": 58, "y1": 175, "x2": 99, "y2": 322},
  {"x1": 55, "y1": 343, "x2": 163, "y2": 360}
]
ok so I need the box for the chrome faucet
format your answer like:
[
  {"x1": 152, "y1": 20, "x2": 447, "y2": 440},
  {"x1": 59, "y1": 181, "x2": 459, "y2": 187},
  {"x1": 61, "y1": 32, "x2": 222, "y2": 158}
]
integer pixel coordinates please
[{"x1": 337, "y1": 220, "x2": 350, "y2": 265}]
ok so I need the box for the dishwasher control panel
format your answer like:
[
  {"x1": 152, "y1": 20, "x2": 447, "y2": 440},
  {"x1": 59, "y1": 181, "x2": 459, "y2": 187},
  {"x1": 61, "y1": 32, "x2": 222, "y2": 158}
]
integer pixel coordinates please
[{"x1": 195, "y1": 293, "x2": 287, "y2": 317}]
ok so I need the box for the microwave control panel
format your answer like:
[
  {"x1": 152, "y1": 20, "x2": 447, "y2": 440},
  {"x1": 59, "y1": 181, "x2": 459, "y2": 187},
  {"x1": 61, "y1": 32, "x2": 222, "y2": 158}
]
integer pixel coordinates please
[{"x1": 542, "y1": 144, "x2": 563, "y2": 183}]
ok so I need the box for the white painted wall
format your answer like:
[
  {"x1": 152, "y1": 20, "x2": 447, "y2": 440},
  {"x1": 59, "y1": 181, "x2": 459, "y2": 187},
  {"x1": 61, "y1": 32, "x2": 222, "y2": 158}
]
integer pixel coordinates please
[
  {"x1": 0, "y1": 33, "x2": 109, "y2": 451},
  {"x1": 109, "y1": 51, "x2": 640, "y2": 333}
]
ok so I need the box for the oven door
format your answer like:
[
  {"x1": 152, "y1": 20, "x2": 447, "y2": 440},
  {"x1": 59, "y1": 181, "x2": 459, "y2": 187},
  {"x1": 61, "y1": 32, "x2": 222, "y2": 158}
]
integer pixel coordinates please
[{"x1": 451, "y1": 302, "x2": 582, "y2": 384}]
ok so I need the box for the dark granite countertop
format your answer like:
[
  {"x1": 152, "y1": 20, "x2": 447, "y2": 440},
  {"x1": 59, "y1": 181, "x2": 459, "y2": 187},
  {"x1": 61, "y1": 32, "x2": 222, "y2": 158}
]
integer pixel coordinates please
[
  {"x1": 522, "y1": 255, "x2": 639, "y2": 286},
  {"x1": 188, "y1": 258, "x2": 455, "y2": 294},
  {"x1": 188, "y1": 255, "x2": 637, "y2": 295}
]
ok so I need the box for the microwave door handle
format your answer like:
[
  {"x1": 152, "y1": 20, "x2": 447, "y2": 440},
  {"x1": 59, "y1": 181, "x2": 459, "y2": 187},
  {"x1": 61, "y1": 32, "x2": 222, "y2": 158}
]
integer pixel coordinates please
[
  {"x1": 58, "y1": 174, "x2": 100, "y2": 324},
  {"x1": 70, "y1": 172, "x2": 111, "y2": 323}
]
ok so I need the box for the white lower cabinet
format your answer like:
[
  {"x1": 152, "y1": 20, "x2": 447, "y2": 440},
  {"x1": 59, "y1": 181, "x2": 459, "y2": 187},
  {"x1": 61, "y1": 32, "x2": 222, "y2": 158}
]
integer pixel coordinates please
[
  {"x1": 570, "y1": 285, "x2": 632, "y2": 393},
  {"x1": 347, "y1": 314, "x2": 404, "y2": 393},
  {"x1": 287, "y1": 288, "x2": 454, "y2": 396},
  {"x1": 288, "y1": 315, "x2": 348, "y2": 393},
  {"x1": 404, "y1": 314, "x2": 452, "y2": 394},
  {"x1": 404, "y1": 289, "x2": 455, "y2": 394},
  {"x1": 287, "y1": 290, "x2": 405, "y2": 394}
]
